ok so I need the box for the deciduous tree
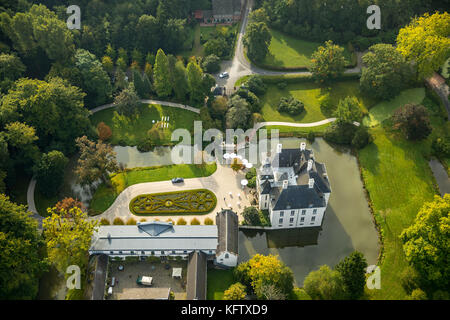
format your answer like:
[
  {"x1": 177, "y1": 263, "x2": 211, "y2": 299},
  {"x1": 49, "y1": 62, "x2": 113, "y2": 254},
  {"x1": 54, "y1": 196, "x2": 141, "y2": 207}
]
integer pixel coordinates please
[
  {"x1": 310, "y1": 40, "x2": 347, "y2": 81},
  {"x1": 75, "y1": 136, "x2": 119, "y2": 187},
  {"x1": 400, "y1": 194, "x2": 450, "y2": 288}
]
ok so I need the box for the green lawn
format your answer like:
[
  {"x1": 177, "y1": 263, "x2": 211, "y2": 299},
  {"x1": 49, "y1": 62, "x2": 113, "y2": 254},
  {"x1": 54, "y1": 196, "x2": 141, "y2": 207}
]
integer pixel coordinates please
[
  {"x1": 261, "y1": 29, "x2": 354, "y2": 70},
  {"x1": 207, "y1": 268, "x2": 235, "y2": 300},
  {"x1": 90, "y1": 103, "x2": 200, "y2": 147},
  {"x1": 363, "y1": 88, "x2": 426, "y2": 127},
  {"x1": 89, "y1": 163, "x2": 217, "y2": 214},
  {"x1": 263, "y1": 123, "x2": 332, "y2": 135},
  {"x1": 260, "y1": 80, "x2": 374, "y2": 124},
  {"x1": 358, "y1": 127, "x2": 438, "y2": 299}
]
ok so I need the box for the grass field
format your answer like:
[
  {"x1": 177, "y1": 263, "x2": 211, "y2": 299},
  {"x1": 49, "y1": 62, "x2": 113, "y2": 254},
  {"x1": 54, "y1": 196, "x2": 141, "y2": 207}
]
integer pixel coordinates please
[
  {"x1": 363, "y1": 88, "x2": 426, "y2": 127},
  {"x1": 358, "y1": 127, "x2": 438, "y2": 299},
  {"x1": 90, "y1": 103, "x2": 200, "y2": 147},
  {"x1": 206, "y1": 268, "x2": 235, "y2": 300},
  {"x1": 89, "y1": 163, "x2": 217, "y2": 214},
  {"x1": 261, "y1": 29, "x2": 354, "y2": 70},
  {"x1": 358, "y1": 91, "x2": 449, "y2": 299},
  {"x1": 260, "y1": 80, "x2": 374, "y2": 124}
]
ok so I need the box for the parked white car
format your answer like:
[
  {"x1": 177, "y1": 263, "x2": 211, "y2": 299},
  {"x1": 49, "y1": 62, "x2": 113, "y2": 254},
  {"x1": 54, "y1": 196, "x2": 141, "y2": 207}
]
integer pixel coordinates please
[
  {"x1": 136, "y1": 276, "x2": 153, "y2": 286},
  {"x1": 219, "y1": 72, "x2": 229, "y2": 79}
]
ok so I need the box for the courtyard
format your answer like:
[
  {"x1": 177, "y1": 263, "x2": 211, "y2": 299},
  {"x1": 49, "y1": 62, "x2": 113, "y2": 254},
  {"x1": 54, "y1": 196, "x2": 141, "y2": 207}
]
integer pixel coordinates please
[{"x1": 107, "y1": 260, "x2": 187, "y2": 300}]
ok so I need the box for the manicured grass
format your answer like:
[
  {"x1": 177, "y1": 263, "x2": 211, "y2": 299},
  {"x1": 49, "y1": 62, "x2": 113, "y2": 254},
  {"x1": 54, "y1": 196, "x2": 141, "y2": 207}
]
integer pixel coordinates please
[
  {"x1": 358, "y1": 127, "x2": 439, "y2": 299},
  {"x1": 207, "y1": 268, "x2": 235, "y2": 300},
  {"x1": 261, "y1": 29, "x2": 354, "y2": 70},
  {"x1": 89, "y1": 163, "x2": 217, "y2": 214},
  {"x1": 260, "y1": 80, "x2": 374, "y2": 124},
  {"x1": 363, "y1": 88, "x2": 426, "y2": 127},
  {"x1": 90, "y1": 103, "x2": 200, "y2": 146},
  {"x1": 263, "y1": 122, "x2": 331, "y2": 135}
]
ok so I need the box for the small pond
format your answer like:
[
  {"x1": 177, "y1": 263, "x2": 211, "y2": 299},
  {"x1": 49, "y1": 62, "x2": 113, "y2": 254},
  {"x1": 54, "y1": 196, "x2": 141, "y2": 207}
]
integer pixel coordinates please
[{"x1": 238, "y1": 138, "x2": 380, "y2": 286}]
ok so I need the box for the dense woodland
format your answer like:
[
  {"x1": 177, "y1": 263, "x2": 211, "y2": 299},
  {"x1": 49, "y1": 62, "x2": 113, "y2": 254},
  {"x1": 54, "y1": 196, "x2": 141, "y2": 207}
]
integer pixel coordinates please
[
  {"x1": 0, "y1": 0, "x2": 448, "y2": 300},
  {"x1": 254, "y1": 0, "x2": 449, "y2": 49}
]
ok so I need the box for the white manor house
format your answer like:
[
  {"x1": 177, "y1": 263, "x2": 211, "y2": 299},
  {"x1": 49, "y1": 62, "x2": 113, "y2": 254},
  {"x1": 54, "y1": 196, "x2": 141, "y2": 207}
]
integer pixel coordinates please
[{"x1": 257, "y1": 142, "x2": 331, "y2": 229}]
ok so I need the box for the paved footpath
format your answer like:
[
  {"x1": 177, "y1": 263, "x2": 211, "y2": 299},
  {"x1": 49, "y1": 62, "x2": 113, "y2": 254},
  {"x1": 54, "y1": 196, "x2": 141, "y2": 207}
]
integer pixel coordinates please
[{"x1": 89, "y1": 99, "x2": 200, "y2": 114}]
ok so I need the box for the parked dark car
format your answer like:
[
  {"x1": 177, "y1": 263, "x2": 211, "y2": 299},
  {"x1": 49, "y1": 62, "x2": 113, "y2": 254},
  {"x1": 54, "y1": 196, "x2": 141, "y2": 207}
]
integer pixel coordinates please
[{"x1": 171, "y1": 178, "x2": 184, "y2": 184}]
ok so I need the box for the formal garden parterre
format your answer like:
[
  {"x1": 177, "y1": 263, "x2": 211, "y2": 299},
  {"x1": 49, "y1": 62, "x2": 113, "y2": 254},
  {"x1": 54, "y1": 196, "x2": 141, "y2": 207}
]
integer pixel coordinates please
[{"x1": 129, "y1": 189, "x2": 217, "y2": 216}]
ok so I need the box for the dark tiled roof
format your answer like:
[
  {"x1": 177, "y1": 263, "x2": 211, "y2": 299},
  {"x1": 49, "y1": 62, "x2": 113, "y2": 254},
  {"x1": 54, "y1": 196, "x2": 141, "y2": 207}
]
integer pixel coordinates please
[
  {"x1": 309, "y1": 170, "x2": 331, "y2": 194},
  {"x1": 261, "y1": 180, "x2": 272, "y2": 194},
  {"x1": 216, "y1": 209, "x2": 239, "y2": 255},
  {"x1": 272, "y1": 185, "x2": 326, "y2": 210},
  {"x1": 91, "y1": 254, "x2": 108, "y2": 300},
  {"x1": 186, "y1": 251, "x2": 207, "y2": 300}
]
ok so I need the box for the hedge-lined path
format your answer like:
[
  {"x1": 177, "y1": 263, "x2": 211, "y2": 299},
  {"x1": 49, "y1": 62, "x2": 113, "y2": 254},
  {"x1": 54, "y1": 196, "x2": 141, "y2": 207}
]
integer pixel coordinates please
[{"x1": 96, "y1": 162, "x2": 251, "y2": 224}]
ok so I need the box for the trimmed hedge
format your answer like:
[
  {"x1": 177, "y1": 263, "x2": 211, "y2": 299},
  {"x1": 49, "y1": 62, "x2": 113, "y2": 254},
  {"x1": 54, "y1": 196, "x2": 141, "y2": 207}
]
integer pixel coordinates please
[
  {"x1": 129, "y1": 189, "x2": 217, "y2": 215},
  {"x1": 259, "y1": 72, "x2": 360, "y2": 85}
]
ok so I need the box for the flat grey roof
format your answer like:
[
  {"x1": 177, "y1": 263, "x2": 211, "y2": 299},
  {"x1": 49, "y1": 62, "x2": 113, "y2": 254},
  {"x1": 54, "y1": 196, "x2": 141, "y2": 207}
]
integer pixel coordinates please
[{"x1": 90, "y1": 225, "x2": 219, "y2": 252}]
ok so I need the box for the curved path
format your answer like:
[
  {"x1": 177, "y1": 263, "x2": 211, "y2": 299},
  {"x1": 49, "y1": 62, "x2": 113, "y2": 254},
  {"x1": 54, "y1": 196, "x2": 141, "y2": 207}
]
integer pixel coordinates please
[
  {"x1": 27, "y1": 0, "x2": 363, "y2": 222},
  {"x1": 96, "y1": 162, "x2": 251, "y2": 224},
  {"x1": 27, "y1": 99, "x2": 201, "y2": 223},
  {"x1": 218, "y1": 0, "x2": 363, "y2": 91},
  {"x1": 90, "y1": 99, "x2": 200, "y2": 114}
]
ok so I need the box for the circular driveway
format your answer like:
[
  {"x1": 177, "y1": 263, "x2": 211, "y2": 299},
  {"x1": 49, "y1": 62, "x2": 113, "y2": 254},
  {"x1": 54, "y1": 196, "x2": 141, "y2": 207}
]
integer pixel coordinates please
[{"x1": 97, "y1": 163, "x2": 252, "y2": 224}]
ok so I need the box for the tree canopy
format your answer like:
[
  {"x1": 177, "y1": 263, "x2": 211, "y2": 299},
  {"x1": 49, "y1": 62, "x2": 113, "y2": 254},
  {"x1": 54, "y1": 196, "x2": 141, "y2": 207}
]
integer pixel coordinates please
[
  {"x1": 400, "y1": 194, "x2": 449, "y2": 289},
  {"x1": 0, "y1": 194, "x2": 46, "y2": 299},
  {"x1": 396, "y1": 12, "x2": 450, "y2": 79}
]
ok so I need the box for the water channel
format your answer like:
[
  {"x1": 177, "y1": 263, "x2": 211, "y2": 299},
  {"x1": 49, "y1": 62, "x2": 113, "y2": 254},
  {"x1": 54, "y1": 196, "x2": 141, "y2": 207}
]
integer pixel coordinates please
[{"x1": 39, "y1": 137, "x2": 380, "y2": 297}]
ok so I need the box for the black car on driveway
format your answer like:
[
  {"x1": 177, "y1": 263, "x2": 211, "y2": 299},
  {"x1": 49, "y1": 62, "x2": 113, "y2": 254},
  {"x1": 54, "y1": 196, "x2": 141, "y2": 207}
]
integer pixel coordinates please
[{"x1": 171, "y1": 177, "x2": 184, "y2": 184}]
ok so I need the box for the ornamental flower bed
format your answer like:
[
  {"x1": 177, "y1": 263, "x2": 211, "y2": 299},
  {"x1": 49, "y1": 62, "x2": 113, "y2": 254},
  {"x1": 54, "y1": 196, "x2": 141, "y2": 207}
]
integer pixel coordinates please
[{"x1": 129, "y1": 189, "x2": 217, "y2": 215}]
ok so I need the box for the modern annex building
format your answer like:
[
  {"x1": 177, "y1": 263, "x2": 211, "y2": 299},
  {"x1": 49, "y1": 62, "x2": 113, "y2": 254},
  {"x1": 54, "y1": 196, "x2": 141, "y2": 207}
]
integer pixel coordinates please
[{"x1": 257, "y1": 142, "x2": 331, "y2": 229}]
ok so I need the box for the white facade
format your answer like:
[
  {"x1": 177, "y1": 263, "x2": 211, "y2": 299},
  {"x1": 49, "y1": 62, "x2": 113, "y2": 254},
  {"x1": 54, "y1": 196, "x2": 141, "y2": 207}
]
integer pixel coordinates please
[
  {"x1": 256, "y1": 144, "x2": 331, "y2": 229},
  {"x1": 216, "y1": 251, "x2": 238, "y2": 267}
]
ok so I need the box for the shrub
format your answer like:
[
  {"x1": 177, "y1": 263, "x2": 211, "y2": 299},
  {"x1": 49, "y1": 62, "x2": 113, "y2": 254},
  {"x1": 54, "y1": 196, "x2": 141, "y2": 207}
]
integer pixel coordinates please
[
  {"x1": 242, "y1": 206, "x2": 261, "y2": 226},
  {"x1": 277, "y1": 97, "x2": 305, "y2": 115},
  {"x1": 166, "y1": 218, "x2": 174, "y2": 224},
  {"x1": 400, "y1": 267, "x2": 421, "y2": 295},
  {"x1": 252, "y1": 112, "x2": 264, "y2": 125},
  {"x1": 202, "y1": 54, "x2": 221, "y2": 74},
  {"x1": 177, "y1": 218, "x2": 187, "y2": 225},
  {"x1": 408, "y1": 289, "x2": 428, "y2": 300},
  {"x1": 137, "y1": 139, "x2": 154, "y2": 152},
  {"x1": 431, "y1": 137, "x2": 450, "y2": 158},
  {"x1": 392, "y1": 104, "x2": 432, "y2": 140},
  {"x1": 277, "y1": 82, "x2": 287, "y2": 89},
  {"x1": 246, "y1": 75, "x2": 267, "y2": 96},
  {"x1": 223, "y1": 283, "x2": 247, "y2": 300},
  {"x1": 190, "y1": 218, "x2": 201, "y2": 225},
  {"x1": 351, "y1": 126, "x2": 372, "y2": 149},
  {"x1": 113, "y1": 217, "x2": 124, "y2": 225},
  {"x1": 432, "y1": 290, "x2": 449, "y2": 300},
  {"x1": 307, "y1": 132, "x2": 315, "y2": 143},
  {"x1": 126, "y1": 218, "x2": 137, "y2": 225},
  {"x1": 100, "y1": 218, "x2": 110, "y2": 225},
  {"x1": 245, "y1": 167, "x2": 257, "y2": 180},
  {"x1": 204, "y1": 217, "x2": 214, "y2": 225},
  {"x1": 324, "y1": 122, "x2": 358, "y2": 146},
  {"x1": 247, "y1": 176, "x2": 257, "y2": 188}
]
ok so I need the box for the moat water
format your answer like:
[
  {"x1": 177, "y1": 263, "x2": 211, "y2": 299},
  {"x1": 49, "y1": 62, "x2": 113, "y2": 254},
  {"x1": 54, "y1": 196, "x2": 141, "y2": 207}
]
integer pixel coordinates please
[
  {"x1": 39, "y1": 138, "x2": 379, "y2": 297},
  {"x1": 238, "y1": 138, "x2": 380, "y2": 286}
]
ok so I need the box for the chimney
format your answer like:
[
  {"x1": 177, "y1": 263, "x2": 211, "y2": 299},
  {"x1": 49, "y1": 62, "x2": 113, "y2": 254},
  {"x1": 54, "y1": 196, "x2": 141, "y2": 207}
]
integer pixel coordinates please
[
  {"x1": 276, "y1": 144, "x2": 283, "y2": 154},
  {"x1": 300, "y1": 142, "x2": 306, "y2": 151},
  {"x1": 282, "y1": 180, "x2": 289, "y2": 189},
  {"x1": 308, "y1": 178, "x2": 315, "y2": 188},
  {"x1": 307, "y1": 159, "x2": 313, "y2": 171}
]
